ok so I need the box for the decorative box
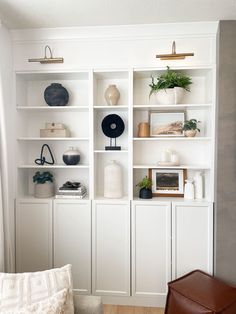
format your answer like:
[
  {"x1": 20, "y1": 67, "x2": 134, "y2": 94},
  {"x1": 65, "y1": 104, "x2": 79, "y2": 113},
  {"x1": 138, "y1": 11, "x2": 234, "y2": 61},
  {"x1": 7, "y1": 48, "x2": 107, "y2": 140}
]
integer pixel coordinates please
[
  {"x1": 40, "y1": 128, "x2": 70, "y2": 138},
  {"x1": 45, "y1": 122, "x2": 65, "y2": 129}
]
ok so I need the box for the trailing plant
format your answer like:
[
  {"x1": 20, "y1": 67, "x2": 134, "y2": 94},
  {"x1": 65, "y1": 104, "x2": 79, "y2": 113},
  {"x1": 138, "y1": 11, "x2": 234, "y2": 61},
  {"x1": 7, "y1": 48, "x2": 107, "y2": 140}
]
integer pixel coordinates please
[
  {"x1": 182, "y1": 119, "x2": 200, "y2": 132},
  {"x1": 136, "y1": 176, "x2": 152, "y2": 190},
  {"x1": 149, "y1": 66, "x2": 192, "y2": 97},
  {"x1": 33, "y1": 171, "x2": 53, "y2": 184}
]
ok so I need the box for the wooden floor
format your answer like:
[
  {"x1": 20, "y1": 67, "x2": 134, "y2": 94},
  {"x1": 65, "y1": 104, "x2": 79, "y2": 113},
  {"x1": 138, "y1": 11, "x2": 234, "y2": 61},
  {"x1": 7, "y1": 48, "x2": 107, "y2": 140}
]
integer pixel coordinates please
[{"x1": 103, "y1": 305, "x2": 165, "y2": 314}]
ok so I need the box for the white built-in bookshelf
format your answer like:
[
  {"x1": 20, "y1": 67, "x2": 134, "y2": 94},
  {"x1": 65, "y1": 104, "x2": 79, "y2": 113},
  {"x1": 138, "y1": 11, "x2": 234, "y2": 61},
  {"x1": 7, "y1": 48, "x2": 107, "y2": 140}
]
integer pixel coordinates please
[{"x1": 15, "y1": 66, "x2": 216, "y2": 202}]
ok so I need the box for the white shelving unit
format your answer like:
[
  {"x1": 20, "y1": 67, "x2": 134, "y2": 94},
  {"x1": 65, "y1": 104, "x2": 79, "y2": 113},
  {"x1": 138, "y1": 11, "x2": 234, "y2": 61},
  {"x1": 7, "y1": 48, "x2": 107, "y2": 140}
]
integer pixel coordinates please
[
  {"x1": 15, "y1": 70, "x2": 91, "y2": 198},
  {"x1": 12, "y1": 21, "x2": 218, "y2": 307}
]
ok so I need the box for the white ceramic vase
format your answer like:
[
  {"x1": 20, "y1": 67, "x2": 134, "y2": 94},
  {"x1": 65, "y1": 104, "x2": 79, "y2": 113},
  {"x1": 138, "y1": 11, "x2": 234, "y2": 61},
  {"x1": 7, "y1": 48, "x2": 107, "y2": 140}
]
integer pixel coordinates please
[
  {"x1": 34, "y1": 182, "x2": 54, "y2": 198},
  {"x1": 194, "y1": 172, "x2": 203, "y2": 199},
  {"x1": 155, "y1": 87, "x2": 185, "y2": 105},
  {"x1": 104, "y1": 84, "x2": 120, "y2": 106},
  {"x1": 184, "y1": 180, "x2": 195, "y2": 199},
  {"x1": 104, "y1": 160, "x2": 123, "y2": 198}
]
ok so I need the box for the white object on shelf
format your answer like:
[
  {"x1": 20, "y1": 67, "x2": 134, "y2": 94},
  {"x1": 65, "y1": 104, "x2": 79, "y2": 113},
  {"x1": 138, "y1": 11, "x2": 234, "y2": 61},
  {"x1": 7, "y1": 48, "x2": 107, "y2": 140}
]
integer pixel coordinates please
[
  {"x1": 194, "y1": 171, "x2": 203, "y2": 199},
  {"x1": 104, "y1": 160, "x2": 123, "y2": 198},
  {"x1": 170, "y1": 151, "x2": 180, "y2": 165},
  {"x1": 184, "y1": 180, "x2": 195, "y2": 199}
]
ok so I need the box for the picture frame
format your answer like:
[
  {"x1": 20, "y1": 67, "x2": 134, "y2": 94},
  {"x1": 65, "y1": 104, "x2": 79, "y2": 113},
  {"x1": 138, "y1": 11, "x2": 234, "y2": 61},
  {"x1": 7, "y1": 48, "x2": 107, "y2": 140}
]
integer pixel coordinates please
[
  {"x1": 148, "y1": 168, "x2": 187, "y2": 197},
  {"x1": 149, "y1": 111, "x2": 185, "y2": 137}
]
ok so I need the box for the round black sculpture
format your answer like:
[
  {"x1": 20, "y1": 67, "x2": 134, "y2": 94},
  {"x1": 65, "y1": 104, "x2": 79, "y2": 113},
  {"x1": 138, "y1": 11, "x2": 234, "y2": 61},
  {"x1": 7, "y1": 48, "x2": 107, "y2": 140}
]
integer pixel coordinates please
[
  {"x1": 44, "y1": 83, "x2": 69, "y2": 106},
  {"x1": 101, "y1": 114, "x2": 125, "y2": 150}
]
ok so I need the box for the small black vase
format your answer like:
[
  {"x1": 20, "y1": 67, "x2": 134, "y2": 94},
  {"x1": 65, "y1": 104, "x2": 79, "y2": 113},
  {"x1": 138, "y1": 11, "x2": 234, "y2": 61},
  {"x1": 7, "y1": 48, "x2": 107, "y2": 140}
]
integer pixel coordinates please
[
  {"x1": 63, "y1": 147, "x2": 80, "y2": 165},
  {"x1": 44, "y1": 83, "x2": 69, "y2": 106},
  {"x1": 139, "y1": 188, "x2": 152, "y2": 199}
]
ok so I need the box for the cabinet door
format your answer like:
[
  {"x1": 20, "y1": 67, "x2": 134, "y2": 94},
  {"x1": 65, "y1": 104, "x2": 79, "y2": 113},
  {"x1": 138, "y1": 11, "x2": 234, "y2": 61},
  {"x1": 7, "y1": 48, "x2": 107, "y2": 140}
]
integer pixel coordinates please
[
  {"x1": 132, "y1": 201, "x2": 171, "y2": 298},
  {"x1": 92, "y1": 201, "x2": 130, "y2": 296},
  {"x1": 172, "y1": 202, "x2": 213, "y2": 279},
  {"x1": 53, "y1": 200, "x2": 91, "y2": 294},
  {"x1": 16, "y1": 199, "x2": 52, "y2": 272}
]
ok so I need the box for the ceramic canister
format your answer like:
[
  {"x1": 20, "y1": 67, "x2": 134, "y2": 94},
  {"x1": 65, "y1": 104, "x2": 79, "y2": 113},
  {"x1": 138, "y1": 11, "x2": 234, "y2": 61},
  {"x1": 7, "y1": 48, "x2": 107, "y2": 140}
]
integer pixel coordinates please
[
  {"x1": 63, "y1": 147, "x2": 80, "y2": 165},
  {"x1": 104, "y1": 160, "x2": 123, "y2": 198},
  {"x1": 138, "y1": 122, "x2": 150, "y2": 137},
  {"x1": 44, "y1": 83, "x2": 69, "y2": 106},
  {"x1": 184, "y1": 179, "x2": 195, "y2": 199},
  {"x1": 104, "y1": 85, "x2": 120, "y2": 106}
]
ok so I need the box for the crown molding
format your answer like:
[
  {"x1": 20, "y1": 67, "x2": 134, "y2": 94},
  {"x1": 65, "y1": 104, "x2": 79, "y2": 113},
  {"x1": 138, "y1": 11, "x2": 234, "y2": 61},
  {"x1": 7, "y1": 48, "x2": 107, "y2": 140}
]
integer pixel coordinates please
[{"x1": 11, "y1": 21, "x2": 219, "y2": 43}]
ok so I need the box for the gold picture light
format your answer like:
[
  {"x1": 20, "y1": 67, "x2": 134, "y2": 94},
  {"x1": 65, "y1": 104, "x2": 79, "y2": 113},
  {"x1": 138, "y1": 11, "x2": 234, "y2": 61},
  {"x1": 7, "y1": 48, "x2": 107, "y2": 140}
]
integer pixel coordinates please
[
  {"x1": 28, "y1": 45, "x2": 64, "y2": 64},
  {"x1": 156, "y1": 41, "x2": 194, "y2": 60}
]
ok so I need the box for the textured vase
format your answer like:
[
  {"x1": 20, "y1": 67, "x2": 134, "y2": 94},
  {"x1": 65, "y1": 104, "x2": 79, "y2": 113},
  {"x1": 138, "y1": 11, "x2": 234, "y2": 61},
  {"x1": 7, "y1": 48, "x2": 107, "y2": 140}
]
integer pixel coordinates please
[
  {"x1": 185, "y1": 129, "x2": 197, "y2": 137},
  {"x1": 104, "y1": 85, "x2": 120, "y2": 106},
  {"x1": 104, "y1": 160, "x2": 123, "y2": 198},
  {"x1": 63, "y1": 147, "x2": 80, "y2": 165},
  {"x1": 34, "y1": 182, "x2": 54, "y2": 198},
  {"x1": 44, "y1": 83, "x2": 69, "y2": 106}
]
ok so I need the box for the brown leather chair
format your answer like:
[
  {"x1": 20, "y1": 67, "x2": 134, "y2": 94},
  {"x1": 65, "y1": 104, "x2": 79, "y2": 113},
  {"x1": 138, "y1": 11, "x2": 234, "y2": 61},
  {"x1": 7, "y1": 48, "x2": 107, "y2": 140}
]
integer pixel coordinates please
[{"x1": 165, "y1": 270, "x2": 236, "y2": 314}]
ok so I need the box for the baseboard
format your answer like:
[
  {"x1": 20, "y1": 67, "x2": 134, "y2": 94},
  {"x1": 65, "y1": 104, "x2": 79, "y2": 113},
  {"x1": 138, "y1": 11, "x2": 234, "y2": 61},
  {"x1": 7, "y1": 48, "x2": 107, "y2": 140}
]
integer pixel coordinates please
[{"x1": 101, "y1": 295, "x2": 166, "y2": 307}]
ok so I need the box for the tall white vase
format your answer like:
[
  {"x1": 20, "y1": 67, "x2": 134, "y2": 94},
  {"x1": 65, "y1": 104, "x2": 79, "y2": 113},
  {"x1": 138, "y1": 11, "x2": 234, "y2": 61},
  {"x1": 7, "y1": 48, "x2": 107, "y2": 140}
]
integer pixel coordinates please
[
  {"x1": 184, "y1": 180, "x2": 194, "y2": 200},
  {"x1": 104, "y1": 160, "x2": 123, "y2": 198},
  {"x1": 194, "y1": 172, "x2": 203, "y2": 199}
]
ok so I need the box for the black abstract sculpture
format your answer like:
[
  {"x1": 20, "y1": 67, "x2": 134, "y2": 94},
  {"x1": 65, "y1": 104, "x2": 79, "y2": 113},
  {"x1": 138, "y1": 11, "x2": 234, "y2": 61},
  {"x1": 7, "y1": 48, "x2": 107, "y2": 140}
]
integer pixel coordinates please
[
  {"x1": 101, "y1": 114, "x2": 125, "y2": 150},
  {"x1": 35, "y1": 144, "x2": 55, "y2": 165}
]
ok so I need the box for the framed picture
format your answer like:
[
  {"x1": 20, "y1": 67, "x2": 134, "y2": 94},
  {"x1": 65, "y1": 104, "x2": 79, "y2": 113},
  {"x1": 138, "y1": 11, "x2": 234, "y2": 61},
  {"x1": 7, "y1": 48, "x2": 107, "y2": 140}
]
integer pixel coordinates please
[
  {"x1": 149, "y1": 111, "x2": 185, "y2": 137},
  {"x1": 149, "y1": 168, "x2": 186, "y2": 197}
]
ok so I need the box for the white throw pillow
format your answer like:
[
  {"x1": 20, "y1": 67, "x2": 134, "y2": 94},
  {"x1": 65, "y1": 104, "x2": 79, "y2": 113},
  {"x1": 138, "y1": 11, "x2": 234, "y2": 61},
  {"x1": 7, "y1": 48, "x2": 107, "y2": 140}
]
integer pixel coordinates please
[
  {"x1": 1, "y1": 288, "x2": 68, "y2": 314},
  {"x1": 0, "y1": 265, "x2": 74, "y2": 314}
]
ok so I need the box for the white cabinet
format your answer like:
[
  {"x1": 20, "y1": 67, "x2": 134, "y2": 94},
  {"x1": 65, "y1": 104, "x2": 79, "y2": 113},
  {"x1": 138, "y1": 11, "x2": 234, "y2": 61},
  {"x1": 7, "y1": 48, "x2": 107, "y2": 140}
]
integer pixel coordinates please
[
  {"x1": 92, "y1": 201, "x2": 130, "y2": 296},
  {"x1": 172, "y1": 201, "x2": 213, "y2": 279},
  {"x1": 53, "y1": 199, "x2": 91, "y2": 294},
  {"x1": 15, "y1": 199, "x2": 52, "y2": 272},
  {"x1": 132, "y1": 201, "x2": 171, "y2": 297}
]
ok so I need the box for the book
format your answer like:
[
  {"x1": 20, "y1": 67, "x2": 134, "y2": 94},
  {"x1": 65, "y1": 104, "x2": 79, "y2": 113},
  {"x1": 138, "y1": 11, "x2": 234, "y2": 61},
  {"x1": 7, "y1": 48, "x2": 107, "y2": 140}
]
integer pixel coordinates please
[{"x1": 55, "y1": 193, "x2": 87, "y2": 199}]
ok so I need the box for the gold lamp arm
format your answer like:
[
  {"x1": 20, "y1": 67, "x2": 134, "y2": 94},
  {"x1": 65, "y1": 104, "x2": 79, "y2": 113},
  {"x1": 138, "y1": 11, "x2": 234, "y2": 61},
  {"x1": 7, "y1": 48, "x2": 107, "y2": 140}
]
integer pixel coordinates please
[
  {"x1": 28, "y1": 45, "x2": 64, "y2": 64},
  {"x1": 156, "y1": 41, "x2": 194, "y2": 60}
]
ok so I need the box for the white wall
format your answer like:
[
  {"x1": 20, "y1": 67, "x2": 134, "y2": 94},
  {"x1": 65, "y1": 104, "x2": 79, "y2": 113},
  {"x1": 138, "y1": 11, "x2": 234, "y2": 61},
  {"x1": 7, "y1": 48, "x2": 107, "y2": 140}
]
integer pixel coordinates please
[{"x1": 0, "y1": 20, "x2": 15, "y2": 272}]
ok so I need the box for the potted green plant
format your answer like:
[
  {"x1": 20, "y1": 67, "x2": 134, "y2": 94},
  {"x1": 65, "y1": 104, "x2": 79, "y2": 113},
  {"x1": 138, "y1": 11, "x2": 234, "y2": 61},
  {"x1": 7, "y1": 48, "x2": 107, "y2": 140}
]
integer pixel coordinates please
[
  {"x1": 137, "y1": 176, "x2": 152, "y2": 199},
  {"x1": 149, "y1": 66, "x2": 192, "y2": 105},
  {"x1": 182, "y1": 119, "x2": 200, "y2": 137},
  {"x1": 33, "y1": 171, "x2": 54, "y2": 198}
]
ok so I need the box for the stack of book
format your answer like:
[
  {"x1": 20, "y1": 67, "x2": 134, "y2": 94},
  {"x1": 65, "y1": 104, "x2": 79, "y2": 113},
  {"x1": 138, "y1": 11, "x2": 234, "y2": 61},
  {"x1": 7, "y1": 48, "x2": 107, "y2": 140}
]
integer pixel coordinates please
[{"x1": 55, "y1": 182, "x2": 87, "y2": 199}]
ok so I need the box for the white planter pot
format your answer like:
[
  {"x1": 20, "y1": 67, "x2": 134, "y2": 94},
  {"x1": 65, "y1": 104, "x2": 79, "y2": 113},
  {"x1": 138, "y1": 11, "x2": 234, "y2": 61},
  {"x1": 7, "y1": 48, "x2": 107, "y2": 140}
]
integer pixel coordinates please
[
  {"x1": 185, "y1": 129, "x2": 197, "y2": 137},
  {"x1": 34, "y1": 182, "x2": 54, "y2": 198},
  {"x1": 155, "y1": 87, "x2": 185, "y2": 105}
]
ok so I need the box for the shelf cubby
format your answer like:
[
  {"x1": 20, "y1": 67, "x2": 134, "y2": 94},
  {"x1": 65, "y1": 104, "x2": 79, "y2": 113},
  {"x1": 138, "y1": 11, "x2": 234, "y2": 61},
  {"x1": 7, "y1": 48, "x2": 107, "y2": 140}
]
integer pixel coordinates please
[
  {"x1": 93, "y1": 108, "x2": 128, "y2": 151},
  {"x1": 93, "y1": 71, "x2": 129, "y2": 107},
  {"x1": 94, "y1": 152, "x2": 129, "y2": 200},
  {"x1": 133, "y1": 68, "x2": 213, "y2": 107},
  {"x1": 17, "y1": 167, "x2": 90, "y2": 199},
  {"x1": 16, "y1": 71, "x2": 89, "y2": 108}
]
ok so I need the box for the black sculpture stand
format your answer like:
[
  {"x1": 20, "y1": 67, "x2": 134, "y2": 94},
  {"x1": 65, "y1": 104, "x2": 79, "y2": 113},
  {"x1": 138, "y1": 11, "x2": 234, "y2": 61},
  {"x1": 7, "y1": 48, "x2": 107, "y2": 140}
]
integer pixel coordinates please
[{"x1": 105, "y1": 138, "x2": 121, "y2": 150}]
